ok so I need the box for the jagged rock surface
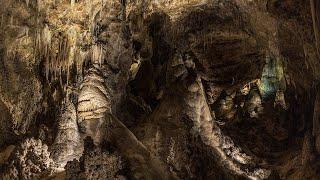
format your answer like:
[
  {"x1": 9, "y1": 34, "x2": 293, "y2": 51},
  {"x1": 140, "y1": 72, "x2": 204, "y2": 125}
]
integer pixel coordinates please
[
  {"x1": 0, "y1": 138, "x2": 53, "y2": 180},
  {"x1": 65, "y1": 138, "x2": 126, "y2": 180}
]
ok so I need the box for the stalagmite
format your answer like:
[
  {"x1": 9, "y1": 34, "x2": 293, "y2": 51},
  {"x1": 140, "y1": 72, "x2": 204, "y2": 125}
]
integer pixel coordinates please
[
  {"x1": 183, "y1": 77, "x2": 270, "y2": 179},
  {"x1": 51, "y1": 98, "x2": 83, "y2": 170},
  {"x1": 77, "y1": 67, "x2": 110, "y2": 144}
]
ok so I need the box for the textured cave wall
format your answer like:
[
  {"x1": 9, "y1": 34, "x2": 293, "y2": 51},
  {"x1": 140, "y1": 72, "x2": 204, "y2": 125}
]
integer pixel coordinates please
[
  {"x1": 0, "y1": 0, "x2": 43, "y2": 143},
  {"x1": 0, "y1": 0, "x2": 320, "y2": 180}
]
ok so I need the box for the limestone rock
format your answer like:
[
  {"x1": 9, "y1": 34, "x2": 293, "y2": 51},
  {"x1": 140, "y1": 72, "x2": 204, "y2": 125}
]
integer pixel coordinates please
[{"x1": 1, "y1": 138, "x2": 53, "y2": 180}]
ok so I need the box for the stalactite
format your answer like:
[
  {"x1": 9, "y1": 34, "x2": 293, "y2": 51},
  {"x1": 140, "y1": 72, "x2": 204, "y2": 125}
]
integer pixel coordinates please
[
  {"x1": 37, "y1": 0, "x2": 42, "y2": 12},
  {"x1": 311, "y1": 0, "x2": 320, "y2": 56},
  {"x1": 70, "y1": 0, "x2": 75, "y2": 7},
  {"x1": 42, "y1": 25, "x2": 51, "y2": 81},
  {"x1": 91, "y1": 44, "x2": 105, "y2": 66},
  {"x1": 39, "y1": 24, "x2": 88, "y2": 89},
  {"x1": 10, "y1": 15, "x2": 13, "y2": 26}
]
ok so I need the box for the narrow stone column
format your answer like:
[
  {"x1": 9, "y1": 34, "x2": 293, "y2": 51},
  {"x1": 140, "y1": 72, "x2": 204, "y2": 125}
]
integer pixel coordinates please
[{"x1": 311, "y1": 0, "x2": 320, "y2": 55}]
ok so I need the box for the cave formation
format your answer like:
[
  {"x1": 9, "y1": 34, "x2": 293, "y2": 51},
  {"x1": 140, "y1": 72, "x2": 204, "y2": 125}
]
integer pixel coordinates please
[{"x1": 0, "y1": 0, "x2": 320, "y2": 179}]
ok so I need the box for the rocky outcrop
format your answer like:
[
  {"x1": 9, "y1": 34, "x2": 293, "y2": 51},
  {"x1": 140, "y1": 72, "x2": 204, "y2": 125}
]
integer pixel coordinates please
[
  {"x1": 0, "y1": 138, "x2": 53, "y2": 180},
  {"x1": 65, "y1": 138, "x2": 125, "y2": 180}
]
